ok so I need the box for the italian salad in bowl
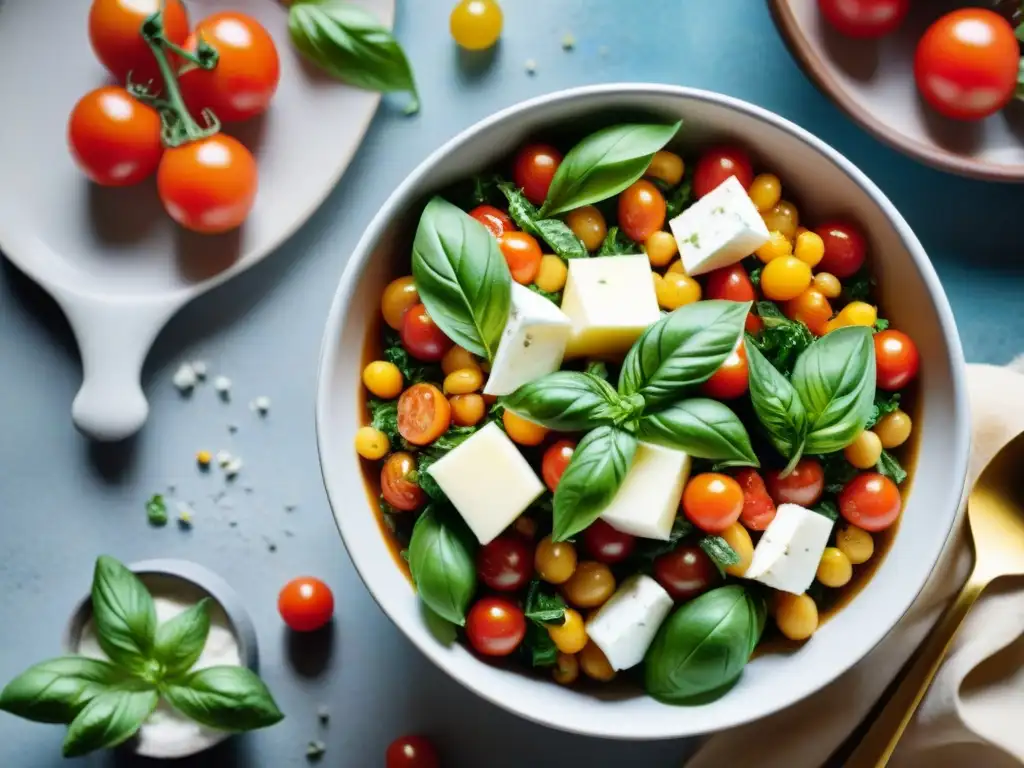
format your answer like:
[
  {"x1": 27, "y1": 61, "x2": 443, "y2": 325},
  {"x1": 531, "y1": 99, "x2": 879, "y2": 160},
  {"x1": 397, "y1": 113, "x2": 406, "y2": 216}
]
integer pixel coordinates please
[{"x1": 317, "y1": 86, "x2": 968, "y2": 738}]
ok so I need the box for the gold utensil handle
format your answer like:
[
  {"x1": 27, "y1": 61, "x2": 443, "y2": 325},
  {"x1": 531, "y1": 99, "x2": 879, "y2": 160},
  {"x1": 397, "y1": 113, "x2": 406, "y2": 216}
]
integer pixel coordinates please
[{"x1": 843, "y1": 572, "x2": 987, "y2": 768}]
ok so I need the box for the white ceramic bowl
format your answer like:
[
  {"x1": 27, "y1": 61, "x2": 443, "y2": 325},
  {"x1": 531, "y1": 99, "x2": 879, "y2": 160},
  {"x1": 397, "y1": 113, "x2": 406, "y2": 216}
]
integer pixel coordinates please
[{"x1": 316, "y1": 84, "x2": 970, "y2": 739}]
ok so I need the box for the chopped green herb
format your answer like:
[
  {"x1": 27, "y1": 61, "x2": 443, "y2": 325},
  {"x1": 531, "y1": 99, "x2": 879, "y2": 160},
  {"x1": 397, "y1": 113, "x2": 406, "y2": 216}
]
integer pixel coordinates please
[
  {"x1": 748, "y1": 266, "x2": 762, "y2": 288},
  {"x1": 876, "y1": 449, "x2": 908, "y2": 485},
  {"x1": 699, "y1": 535, "x2": 740, "y2": 575},
  {"x1": 874, "y1": 317, "x2": 890, "y2": 332},
  {"x1": 866, "y1": 391, "x2": 901, "y2": 429},
  {"x1": 496, "y1": 181, "x2": 587, "y2": 260},
  {"x1": 813, "y1": 500, "x2": 840, "y2": 522},
  {"x1": 817, "y1": 453, "x2": 859, "y2": 495},
  {"x1": 382, "y1": 328, "x2": 442, "y2": 384},
  {"x1": 521, "y1": 622, "x2": 559, "y2": 667},
  {"x1": 843, "y1": 269, "x2": 875, "y2": 303},
  {"x1": 524, "y1": 579, "x2": 567, "y2": 625},
  {"x1": 528, "y1": 283, "x2": 562, "y2": 304},
  {"x1": 746, "y1": 302, "x2": 814, "y2": 376},
  {"x1": 597, "y1": 226, "x2": 641, "y2": 256},
  {"x1": 664, "y1": 176, "x2": 694, "y2": 219},
  {"x1": 633, "y1": 518, "x2": 694, "y2": 570},
  {"x1": 146, "y1": 494, "x2": 168, "y2": 527}
]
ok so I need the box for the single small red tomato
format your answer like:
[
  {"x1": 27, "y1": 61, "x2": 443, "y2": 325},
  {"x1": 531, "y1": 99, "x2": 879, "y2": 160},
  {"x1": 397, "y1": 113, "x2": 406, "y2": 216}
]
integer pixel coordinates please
[
  {"x1": 817, "y1": 0, "x2": 909, "y2": 38},
  {"x1": 386, "y1": 735, "x2": 441, "y2": 768},
  {"x1": 693, "y1": 146, "x2": 754, "y2": 198},
  {"x1": 381, "y1": 452, "x2": 426, "y2": 511},
  {"x1": 398, "y1": 383, "x2": 452, "y2": 446},
  {"x1": 765, "y1": 459, "x2": 825, "y2": 507},
  {"x1": 400, "y1": 304, "x2": 453, "y2": 362},
  {"x1": 469, "y1": 204, "x2": 514, "y2": 238},
  {"x1": 734, "y1": 468, "x2": 777, "y2": 530},
  {"x1": 465, "y1": 597, "x2": 527, "y2": 656},
  {"x1": 914, "y1": 9, "x2": 1019, "y2": 121},
  {"x1": 477, "y1": 535, "x2": 532, "y2": 592},
  {"x1": 498, "y1": 231, "x2": 543, "y2": 284},
  {"x1": 618, "y1": 180, "x2": 667, "y2": 242},
  {"x1": 815, "y1": 221, "x2": 866, "y2": 279},
  {"x1": 180, "y1": 12, "x2": 281, "y2": 123},
  {"x1": 88, "y1": 0, "x2": 190, "y2": 83},
  {"x1": 513, "y1": 144, "x2": 562, "y2": 205},
  {"x1": 278, "y1": 577, "x2": 334, "y2": 632},
  {"x1": 582, "y1": 519, "x2": 636, "y2": 565},
  {"x1": 875, "y1": 330, "x2": 920, "y2": 391},
  {"x1": 701, "y1": 345, "x2": 749, "y2": 400},
  {"x1": 67, "y1": 87, "x2": 163, "y2": 187},
  {"x1": 653, "y1": 544, "x2": 720, "y2": 601},
  {"x1": 542, "y1": 439, "x2": 576, "y2": 492},
  {"x1": 704, "y1": 264, "x2": 756, "y2": 303},
  {"x1": 682, "y1": 473, "x2": 744, "y2": 533},
  {"x1": 839, "y1": 472, "x2": 902, "y2": 531},
  {"x1": 745, "y1": 313, "x2": 764, "y2": 334}
]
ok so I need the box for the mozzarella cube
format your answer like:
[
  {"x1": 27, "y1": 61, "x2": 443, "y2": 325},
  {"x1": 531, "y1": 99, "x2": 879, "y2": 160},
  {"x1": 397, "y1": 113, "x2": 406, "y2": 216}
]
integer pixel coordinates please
[
  {"x1": 425, "y1": 423, "x2": 544, "y2": 544},
  {"x1": 585, "y1": 575, "x2": 674, "y2": 670},
  {"x1": 559, "y1": 256, "x2": 660, "y2": 359},
  {"x1": 669, "y1": 176, "x2": 770, "y2": 276},
  {"x1": 744, "y1": 503, "x2": 834, "y2": 594},
  {"x1": 600, "y1": 442, "x2": 691, "y2": 540},
  {"x1": 483, "y1": 284, "x2": 572, "y2": 396}
]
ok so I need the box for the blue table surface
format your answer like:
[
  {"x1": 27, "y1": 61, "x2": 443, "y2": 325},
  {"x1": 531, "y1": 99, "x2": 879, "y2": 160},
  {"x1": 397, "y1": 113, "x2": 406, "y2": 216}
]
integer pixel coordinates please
[{"x1": 3, "y1": 1, "x2": 1024, "y2": 766}]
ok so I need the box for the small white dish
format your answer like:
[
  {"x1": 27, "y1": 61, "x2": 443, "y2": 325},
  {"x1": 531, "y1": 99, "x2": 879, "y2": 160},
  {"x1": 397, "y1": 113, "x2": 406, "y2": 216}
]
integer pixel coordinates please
[{"x1": 0, "y1": 0, "x2": 394, "y2": 440}]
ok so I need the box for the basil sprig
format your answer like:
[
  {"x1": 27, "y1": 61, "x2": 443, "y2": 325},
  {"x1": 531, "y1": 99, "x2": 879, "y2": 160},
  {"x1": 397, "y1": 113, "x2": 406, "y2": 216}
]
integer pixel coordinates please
[
  {"x1": 500, "y1": 372, "x2": 623, "y2": 431},
  {"x1": 407, "y1": 506, "x2": 477, "y2": 625},
  {"x1": 637, "y1": 398, "x2": 759, "y2": 467},
  {"x1": 496, "y1": 182, "x2": 588, "y2": 260}
]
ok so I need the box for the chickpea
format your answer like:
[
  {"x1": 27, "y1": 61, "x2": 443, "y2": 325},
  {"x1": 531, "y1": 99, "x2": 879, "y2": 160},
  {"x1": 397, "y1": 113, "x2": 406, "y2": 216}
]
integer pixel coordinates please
[
  {"x1": 645, "y1": 231, "x2": 679, "y2": 268},
  {"x1": 761, "y1": 256, "x2": 812, "y2": 301},
  {"x1": 844, "y1": 430, "x2": 882, "y2": 469},
  {"x1": 535, "y1": 536, "x2": 577, "y2": 584},
  {"x1": 874, "y1": 410, "x2": 912, "y2": 449},
  {"x1": 748, "y1": 173, "x2": 782, "y2": 212},
  {"x1": 565, "y1": 206, "x2": 608, "y2": 252},
  {"x1": 503, "y1": 410, "x2": 548, "y2": 446},
  {"x1": 720, "y1": 522, "x2": 754, "y2": 577},
  {"x1": 562, "y1": 562, "x2": 616, "y2": 608},
  {"x1": 441, "y1": 346, "x2": 477, "y2": 376},
  {"x1": 755, "y1": 230, "x2": 793, "y2": 263},
  {"x1": 816, "y1": 547, "x2": 853, "y2": 588},
  {"x1": 836, "y1": 524, "x2": 874, "y2": 565},
  {"x1": 656, "y1": 271, "x2": 702, "y2": 310},
  {"x1": 362, "y1": 361, "x2": 403, "y2": 399},
  {"x1": 449, "y1": 394, "x2": 485, "y2": 426},
  {"x1": 443, "y1": 367, "x2": 484, "y2": 395},
  {"x1": 380, "y1": 276, "x2": 420, "y2": 330},
  {"x1": 813, "y1": 272, "x2": 842, "y2": 299},
  {"x1": 355, "y1": 426, "x2": 390, "y2": 460},
  {"x1": 547, "y1": 608, "x2": 588, "y2": 654},
  {"x1": 579, "y1": 641, "x2": 616, "y2": 681},
  {"x1": 646, "y1": 151, "x2": 685, "y2": 186},
  {"x1": 762, "y1": 200, "x2": 799, "y2": 240},
  {"x1": 775, "y1": 593, "x2": 818, "y2": 641},
  {"x1": 535, "y1": 255, "x2": 568, "y2": 293},
  {"x1": 552, "y1": 652, "x2": 579, "y2": 685},
  {"x1": 794, "y1": 230, "x2": 825, "y2": 268}
]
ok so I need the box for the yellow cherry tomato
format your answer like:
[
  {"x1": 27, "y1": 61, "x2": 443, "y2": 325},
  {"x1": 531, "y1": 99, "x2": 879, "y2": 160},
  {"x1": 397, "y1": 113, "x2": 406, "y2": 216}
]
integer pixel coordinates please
[
  {"x1": 362, "y1": 361, "x2": 403, "y2": 399},
  {"x1": 443, "y1": 367, "x2": 484, "y2": 395},
  {"x1": 565, "y1": 206, "x2": 607, "y2": 252},
  {"x1": 775, "y1": 593, "x2": 818, "y2": 641},
  {"x1": 441, "y1": 346, "x2": 477, "y2": 376},
  {"x1": 645, "y1": 230, "x2": 679, "y2": 268},
  {"x1": 844, "y1": 430, "x2": 882, "y2": 469},
  {"x1": 646, "y1": 151, "x2": 685, "y2": 186},
  {"x1": 547, "y1": 608, "x2": 588, "y2": 654},
  {"x1": 656, "y1": 271, "x2": 702, "y2": 310},
  {"x1": 449, "y1": 0, "x2": 503, "y2": 50},
  {"x1": 449, "y1": 394, "x2": 485, "y2": 426},
  {"x1": 535, "y1": 254, "x2": 568, "y2": 292},
  {"x1": 381, "y1": 276, "x2": 419, "y2": 330},
  {"x1": 874, "y1": 410, "x2": 912, "y2": 449},
  {"x1": 562, "y1": 562, "x2": 616, "y2": 608},
  {"x1": 355, "y1": 426, "x2": 389, "y2": 460},
  {"x1": 762, "y1": 200, "x2": 799, "y2": 240},
  {"x1": 794, "y1": 230, "x2": 825, "y2": 268},
  {"x1": 552, "y1": 652, "x2": 579, "y2": 685},
  {"x1": 535, "y1": 536, "x2": 577, "y2": 584},
  {"x1": 503, "y1": 410, "x2": 548, "y2": 446},
  {"x1": 761, "y1": 256, "x2": 812, "y2": 301},
  {"x1": 749, "y1": 173, "x2": 782, "y2": 212},
  {"x1": 667, "y1": 258, "x2": 685, "y2": 274},
  {"x1": 755, "y1": 230, "x2": 793, "y2": 263},
  {"x1": 836, "y1": 524, "x2": 875, "y2": 565},
  {"x1": 816, "y1": 547, "x2": 853, "y2": 588},
  {"x1": 828, "y1": 301, "x2": 877, "y2": 332},
  {"x1": 720, "y1": 522, "x2": 754, "y2": 577},
  {"x1": 813, "y1": 272, "x2": 842, "y2": 299},
  {"x1": 579, "y1": 641, "x2": 615, "y2": 681}
]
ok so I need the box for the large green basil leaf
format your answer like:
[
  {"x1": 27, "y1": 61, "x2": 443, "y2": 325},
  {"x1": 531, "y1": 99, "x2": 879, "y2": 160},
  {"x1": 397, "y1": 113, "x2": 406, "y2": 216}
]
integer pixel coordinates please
[
  {"x1": 407, "y1": 506, "x2": 477, "y2": 625},
  {"x1": 62, "y1": 684, "x2": 158, "y2": 758},
  {"x1": 619, "y1": 301, "x2": 750, "y2": 410},
  {"x1": 745, "y1": 339, "x2": 808, "y2": 470},
  {"x1": 552, "y1": 426, "x2": 637, "y2": 541},
  {"x1": 501, "y1": 372, "x2": 622, "y2": 431},
  {"x1": 496, "y1": 182, "x2": 588, "y2": 260},
  {"x1": 90, "y1": 556, "x2": 157, "y2": 675},
  {"x1": 539, "y1": 122, "x2": 682, "y2": 217},
  {"x1": 637, "y1": 398, "x2": 758, "y2": 467},
  {"x1": 0, "y1": 657, "x2": 130, "y2": 725},
  {"x1": 162, "y1": 666, "x2": 284, "y2": 732},
  {"x1": 644, "y1": 586, "x2": 765, "y2": 705},
  {"x1": 412, "y1": 197, "x2": 512, "y2": 361},
  {"x1": 791, "y1": 327, "x2": 876, "y2": 455},
  {"x1": 153, "y1": 598, "x2": 211, "y2": 679}
]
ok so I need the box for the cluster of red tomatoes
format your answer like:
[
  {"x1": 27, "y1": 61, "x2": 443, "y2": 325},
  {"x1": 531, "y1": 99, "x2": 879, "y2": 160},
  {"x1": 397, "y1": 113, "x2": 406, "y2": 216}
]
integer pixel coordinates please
[
  {"x1": 819, "y1": 0, "x2": 1022, "y2": 121},
  {"x1": 68, "y1": 0, "x2": 281, "y2": 233}
]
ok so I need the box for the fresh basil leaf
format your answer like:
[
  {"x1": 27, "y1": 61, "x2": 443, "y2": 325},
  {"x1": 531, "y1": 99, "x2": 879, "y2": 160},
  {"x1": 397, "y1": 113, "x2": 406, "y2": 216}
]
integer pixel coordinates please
[
  {"x1": 412, "y1": 197, "x2": 511, "y2": 361},
  {"x1": 0, "y1": 657, "x2": 130, "y2": 725},
  {"x1": 521, "y1": 623, "x2": 559, "y2": 668},
  {"x1": 873, "y1": 317, "x2": 890, "y2": 332},
  {"x1": 699, "y1": 536, "x2": 741, "y2": 569},
  {"x1": 876, "y1": 449, "x2": 908, "y2": 485},
  {"x1": 553, "y1": 426, "x2": 637, "y2": 541},
  {"x1": 748, "y1": 266, "x2": 762, "y2": 289},
  {"x1": 814, "y1": 499, "x2": 840, "y2": 522},
  {"x1": 597, "y1": 226, "x2": 641, "y2": 256},
  {"x1": 637, "y1": 398, "x2": 758, "y2": 467},
  {"x1": 842, "y1": 269, "x2": 875, "y2": 303},
  {"x1": 747, "y1": 304, "x2": 815, "y2": 376},
  {"x1": 792, "y1": 327, "x2": 876, "y2": 455},
  {"x1": 91, "y1": 556, "x2": 157, "y2": 674},
  {"x1": 527, "y1": 283, "x2": 561, "y2": 304},
  {"x1": 619, "y1": 300, "x2": 750, "y2": 410},
  {"x1": 663, "y1": 176, "x2": 694, "y2": 220},
  {"x1": 523, "y1": 580, "x2": 567, "y2": 625},
  {"x1": 495, "y1": 182, "x2": 588, "y2": 260},
  {"x1": 62, "y1": 684, "x2": 158, "y2": 758},
  {"x1": 585, "y1": 360, "x2": 610, "y2": 381},
  {"x1": 818, "y1": 453, "x2": 859, "y2": 495},
  {"x1": 633, "y1": 518, "x2": 694, "y2": 570},
  {"x1": 407, "y1": 506, "x2": 477, "y2": 625},
  {"x1": 153, "y1": 599, "x2": 211, "y2": 679},
  {"x1": 501, "y1": 371, "x2": 621, "y2": 431},
  {"x1": 540, "y1": 122, "x2": 682, "y2": 216},
  {"x1": 866, "y1": 390, "x2": 901, "y2": 429},
  {"x1": 145, "y1": 494, "x2": 167, "y2": 527},
  {"x1": 162, "y1": 666, "x2": 284, "y2": 732},
  {"x1": 382, "y1": 328, "x2": 442, "y2": 385},
  {"x1": 288, "y1": 0, "x2": 419, "y2": 111},
  {"x1": 429, "y1": 425, "x2": 477, "y2": 452},
  {"x1": 745, "y1": 340, "x2": 808, "y2": 469},
  {"x1": 421, "y1": 603, "x2": 458, "y2": 646}
]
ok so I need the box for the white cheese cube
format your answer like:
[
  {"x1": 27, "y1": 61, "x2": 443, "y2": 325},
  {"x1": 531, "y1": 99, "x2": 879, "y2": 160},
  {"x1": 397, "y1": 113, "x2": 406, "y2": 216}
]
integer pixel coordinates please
[
  {"x1": 483, "y1": 284, "x2": 571, "y2": 396},
  {"x1": 600, "y1": 442, "x2": 691, "y2": 540},
  {"x1": 425, "y1": 422, "x2": 544, "y2": 544},
  {"x1": 669, "y1": 176, "x2": 770, "y2": 276},
  {"x1": 585, "y1": 575, "x2": 674, "y2": 670},
  {"x1": 559, "y1": 256, "x2": 660, "y2": 359},
  {"x1": 744, "y1": 503, "x2": 834, "y2": 594}
]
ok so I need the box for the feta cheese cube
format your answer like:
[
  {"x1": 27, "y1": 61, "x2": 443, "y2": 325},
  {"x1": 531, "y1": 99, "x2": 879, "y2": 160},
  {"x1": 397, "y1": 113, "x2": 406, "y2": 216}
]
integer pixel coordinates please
[
  {"x1": 600, "y1": 442, "x2": 691, "y2": 540},
  {"x1": 669, "y1": 176, "x2": 770, "y2": 276},
  {"x1": 744, "y1": 503, "x2": 834, "y2": 594},
  {"x1": 483, "y1": 284, "x2": 572, "y2": 396},
  {"x1": 425, "y1": 422, "x2": 544, "y2": 544},
  {"x1": 585, "y1": 575, "x2": 674, "y2": 670}
]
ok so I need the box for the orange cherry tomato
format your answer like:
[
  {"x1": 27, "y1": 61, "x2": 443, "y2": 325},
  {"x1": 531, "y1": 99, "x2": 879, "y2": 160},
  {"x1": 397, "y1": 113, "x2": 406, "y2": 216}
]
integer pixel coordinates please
[
  {"x1": 875, "y1": 330, "x2": 920, "y2": 391},
  {"x1": 618, "y1": 180, "x2": 666, "y2": 242},
  {"x1": 397, "y1": 383, "x2": 451, "y2": 446},
  {"x1": 380, "y1": 452, "x2": 425, "y2": 511},
  {"x1": 67, "y1": 87, "x2": 163, "y2": 187},
  {"x1": 734, "y1": 468, "x2": 777, "y2": 530},
  {"x1": 701, "y1": 345, "x2": 748, "y2": 400},
  {"x1": 469, "y1": 205, "x2": 514, "y2": 238},
  {"x1": 784, "y1": 289, "x2": 833, "y2": 336},
  {"x1": 765, "y1": 459, "x2": 825, "y2": 507},
  {"x1": 513, "y1": 144, "x2": 562, "y2": 206},
  {"x1": 542, "y1": 439, "x2": 576, "y2": 492},
  {"x1": 498, "y1": 231, "x2": 543, "y2": 284},
  {"x1": 278, "y1": 577, "x2": 334, "y2": 632},
  {"x1": 839, "y1": 472, "x2": 902, "y2": 531},
  {"x1": 88, "y1": 0, "x2": 190, "y2": 84},
  {"x1": 682, "y1": 473, "x2": 744, "y2": 533}
]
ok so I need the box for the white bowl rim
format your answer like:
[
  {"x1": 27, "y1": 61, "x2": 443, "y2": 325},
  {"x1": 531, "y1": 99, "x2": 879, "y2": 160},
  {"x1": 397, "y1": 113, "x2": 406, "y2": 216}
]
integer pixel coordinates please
[{"x1": 315, "y1": 83, "x2": 970, "y2": 740}]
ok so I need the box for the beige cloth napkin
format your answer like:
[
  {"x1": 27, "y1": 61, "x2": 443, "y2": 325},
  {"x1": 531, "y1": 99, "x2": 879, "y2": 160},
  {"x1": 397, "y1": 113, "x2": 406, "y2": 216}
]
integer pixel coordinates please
[{"x1": 687, "y1": 362, "x2": 1024, "y2": 768}]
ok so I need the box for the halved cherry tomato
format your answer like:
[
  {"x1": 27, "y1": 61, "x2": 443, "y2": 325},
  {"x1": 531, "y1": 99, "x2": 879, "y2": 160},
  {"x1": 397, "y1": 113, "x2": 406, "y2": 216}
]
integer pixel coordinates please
[
  {"x1": 466, "y1": 597, "x2": 527, "y2": 656},
  {"x1": 398, "y1": 384, "x2": 451, "y2": 446},
  {"x1": 88, "y1": 0, "x2": 190, "y2": 83},
  {"x1": 817, "y1": 0, "x2": 909, "y2": 38},
  {"x1": 693, "y1": 146, "x2": 754, "y2": 198},
  {"x1": 839, "y1": 472, "x2": 902, "y2": 531},
  {"x1": 67, "y1": 87, "x2": 163, "y2": 187},
  {"x1": 765, "y1": 459, "x2": 825, "y2": 507},
  {"x1": 815, "y1": 222, "x2": 866, "y2": 279},
  {"x1": 705, "y1": 264, "x2": 756, "y2": 302},
  {"x1": 734, "y1": 468, "x2": 777, "y2": 530},
  {"x1": 157, "y1": 134, "x2": 257, "y2": 234},
  {"x1": 618, "y1": 180, "x2": 666, "y2": 242},
  {"x1": 469, "y1": 205, "x2": 514, "y2": 238},
  {"x1": 875, "y1": 330, "x2": 920, "y2": 390},
  {"x1": 180, "y1": 12, "x2": 281, "y2": 123},
  {"x1": 477, "y1": 535, "x2": 532, "y2": 592},
  {"x1": 542, "y1": 439, "x2": 576, "y2": 492},
  {"x1": 400, "y1": 304, "x2": 453, "y2": 362},
  {"x1": 498, "y1": 231, "x2": 543, "y2": 284},
  {"x1": 386, "y1": 735, "x2": 441, "y2": 768},
  {"x1": 582, "y1": 519, "x2": 636, "y2": 565},
  {"x1": 513, "y1": 144, "x2": 562, "y2": 205},
  {"x1": 701, "y1": 345, "x2": 748, "y2": 400},
  {"x1": 381, "y1": 452, "x2": 425, "y2": 511},
  {"x1": 682, "y1": 473, "x2": 744, "y2": 533},
  {"x1": 784, "y1": 288, "x2": 832, "y2": 336},
  {"x1": 278, "y1": 576, "x2": 334, "y2": 632},
  {"x1": 653, "y1": 544, "x2": 720, "y2": 601}
]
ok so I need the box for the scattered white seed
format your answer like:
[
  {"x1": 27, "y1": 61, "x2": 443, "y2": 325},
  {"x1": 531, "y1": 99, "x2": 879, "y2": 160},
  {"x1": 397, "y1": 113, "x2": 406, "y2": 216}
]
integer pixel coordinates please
[
  {"x1": 525, "y1": 58, "x2": 537, "y2": 75},
  {"x1": 224, "y1": 457, "x2": 244, "y2": 478},
  {"x1": 214, "y1": 376, "x2": 232, "y2": 400},
  {"x1": 216, "y1": 450, "x2": 233, "y2": 468},
  {"x1": 172, "y1": 364, "x2": 197, "y2": 392},
  {"x1": 250, "y1": 396, "x2": 271, "y2": 415},
  {"x1": 561, "y1": 33, "x2": 576, "y2": 51},
  {"x1": 191, "y1": 360, "x2": 208, "y2": 380}
]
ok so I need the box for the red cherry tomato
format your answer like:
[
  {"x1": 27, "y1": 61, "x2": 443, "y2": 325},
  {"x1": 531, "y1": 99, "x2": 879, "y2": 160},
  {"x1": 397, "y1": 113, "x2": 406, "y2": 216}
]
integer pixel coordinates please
[
  {"x1": 817, "y1": 0, "x2": 909, "y2": 38},
  {"x1": 476, "y1": 535, "x2": 532, "y2": 592},
  {"x1": 180, "y1": 12, "x2": 281, "y2": 123},
  {"x1": 398, "y1": 383, "x2": 452, "y2": 446},
  {"x1": 278, "y1": 577, "x2": 334, "y2": 632},
  {"x1": 88, "y1": 0, "x2": 190, "y2": 83},
  {"x1": 465, "y1": 597, "x2": 527, "y2": 656},
  {"x1": 734, "y1": 468, "x2": 777, "y2": 531},
  {"x1": 157, "y1": 134, "x2": 258, "y2": 234},
  {"x1": 582, "y1": 519, "x2": 637, "y2": 565},
  {"x1": 701, "y1": 345, "x2": 749, "y2": 400},
  {"x1": 704, "y1": 264, "x2": 756, "y2": 303},
  {"x1": 498, "y1": 231, "x2": 543, "y2": 284},
  {"x1": 693, "y1": 146, "x2": 754, "y2": 198},
  {"x1": 682, "y1": 473, "x2": 744, "y2": 533},
  {"x1": 653, "y1": 544, "x2": 720, "y2": 601},
  {"x1": 814, "y1": 222, "x2": 866, "y2": 279},
  {"x1": 400, "y1": 304, "x2": 453, "y2": 362},
  {"x1": 67, "y1": 87, "x2": 163, "y2": 187},
  {"x1": 839, "y1": 472, "x2": 902, "y2": 531},
  {"x1": 914, "y1": 9, "x2": 1019, "y2": 121},
  {"x1": 542, "y1": 439, "x2": 576, "y2": 492},
  {"x1": 875, "y1": 330, "x2": 920, "y2": 391},
  {"x1": 381, "y1": 452, "x2": 426, "y2": 511},
  {"x1": 469, "y1": 205, "x2": 514, "y2": 238},
  {"x1": 386, "y1": 735, "x2": 441, "y2": 768},
  {"x1": 765, "y1": 459, "x2": 825, "y2": 507},
  {"x1": 513, "y1": 144, "x2": 562, "y2": 206},
  {"x1": 745, "y1": 313, "x2": 764, "y2": 334},
  {"x1": 618, "y1": 180, "x2": 666, "y2": 242}
]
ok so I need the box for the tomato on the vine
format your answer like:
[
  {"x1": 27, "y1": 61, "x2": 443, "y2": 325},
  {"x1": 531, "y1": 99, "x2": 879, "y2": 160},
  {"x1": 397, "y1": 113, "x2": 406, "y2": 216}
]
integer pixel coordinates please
[
  {"x1": 704, "y1": 264, "x2": 756, "y2": 303},
  {"x1": 477, "y1": 535, "x2": 532, "y2": 591},
  {"x1": 818, "y1": 0, "x2": 909, "y2": 39},
  {"x1": 469, "y1": 205, "x2": 514, "y2": 238},
  {"x1": 682, "y1": 473, "x2": 744, "y2": 533},
  {"x1": 582, "y1": 519, "x2": 636, "y2": 565},
  {"x1": 278, "y1": 577, "x2": 334, "y2": 632},
  {"x1": 693, "y1": 146, "x2": 754, "y2": 198},
  {"x1": 765, "y1": 459, "x2": 825, "y2": 507},
  {"x1": 734, "y1": 468, "x2": 777, "y2": 530},
  {"x1": 513, "y1": 144, "x2": 562, "y2": 206},
  {"x1": 381, "y1": 452, "x2": 425, "y2": 511},
  {"x1": 653, "y1": 544, "x2": 720, "y2": 601},
  {"x1": 701, "y1": 345, "x2": 748, "y2": 400},
  {"x1": 466, "y1": 597, "x2": 526, "y2": 656},
  {"x1": 875, "y1": 330, "x2": 920, "y2": 390},
  {"x1": 839, "y1": 473, "x2": 902, "y2": 531},
  {"x1": 400, "y1": 304, "x2": 452, "y2": 362},
  {"x1": 88, "y1": 0, "x2": 190, "y2": 83},
  {"x1": 398, "y1": 383, "x2": 451, "y2": 446},
  {"x1": 386, "y1": 735, "x2": 441, "y2": 768},
  {"x1": 542, "y1": 439, "x2": 576, "y2": 492},
  {"x1": 68, "y1": 87, "x2": 163, "y2": 187}
]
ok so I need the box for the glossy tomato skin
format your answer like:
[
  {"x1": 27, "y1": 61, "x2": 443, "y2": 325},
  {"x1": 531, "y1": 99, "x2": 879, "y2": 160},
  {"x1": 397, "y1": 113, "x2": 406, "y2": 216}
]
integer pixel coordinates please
[
  {"x1": 498, "y1": 231, "x2": 543, "y2": 284},
  {"x1": 465, "y1": 597, "x2": 527, "y2": 656},
  {"x1": 469, "y1": 205, "x2": 514, "y2": 238},
  {"x1": 818, "y1": 0, "x2": 909, "y2": 38},
  {"x1": 278, "y1": 577, "x2": 334, "y2": 632},
  {"x1": 398, "y1": 383, "x2": 451, "y2": 446},
  {"x1": 693, "y1": 146, "x2": 754, "y2": 198},
  {"x1": 704, "y1": 264, "x2": 756, "y2": 303},
  {"x1": 682, "y1": 473, "x2": 744, "y2": 533},
  {"x1": 765, "y1": 459, "x2": 825, "y2": 507},
  {"x1": 542, "y1": 439, "x2": 576, "y2": 492},
  {"x1": 381, "y1": 452, "x2": 425, "y2": 511},
  {"x1": 476, "y1": 535, "x2": 532, "y2": 592},
  {"x1": 400, "y1": 304, "x2": 453, "y2": 362},
  {"x1": 89, "y1": 0, "x2": 190, "y2": 83},
  {"x1": 157, "y1": 134, "x2": 257, "y2": 234},
  {"x1": 653, "y1": 544, "x2": 720, "y2": 601},
  {"x1": 839, "y1": 473, "x2": 902, "y2": 531},
  {"x1": 815, "y1": 222, "x2": 866, "y2": 279},
  {"x1": 700, "y1": 345, "x2": 748, "y2": 400},
  {"x1": 68, "y1": 87, "x2": 163, "y2": 187},
  {"x1": 875, "y1": 330, "x2": 920, "y2": 391},
  {"x1": 618, "y1": 180, "x2": 666, "y2": 242},
  {"x1": 386, "y1": 735, "x2": 441, "y2": 768},
  {"x1": 734, "y1": 468, "x2": 777, "y2": 530},
  {"x1": 513, "y1": 144, "x2": 562, "y2": 206},
  {"x1": 582, "y1": 519, "x2": 636, "y2": 565}
]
